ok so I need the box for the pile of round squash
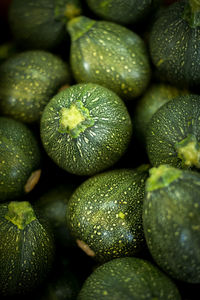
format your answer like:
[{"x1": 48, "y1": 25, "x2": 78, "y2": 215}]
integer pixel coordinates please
[{"x1": 0, "y1": 0, "x2": 200, "y2": 299}]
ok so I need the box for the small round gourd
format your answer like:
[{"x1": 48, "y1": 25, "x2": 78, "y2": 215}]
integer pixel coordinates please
[
  {"x1": 67, "y1": 16, "x2": 151, "y2": 101},
  {"x1": 40, "y1": 83, "x2": 132, "y2": 176},
  {"x1": 149, "y1": 0, "x2": 200, "y2": 88},
  {"x1": 0, "y1": 50, "x2": 71, "y2": 123},
  {"x1": 0, "y1": 117, "x2": 41, "y2": 201},
  {"x1": 66, "y1": 166, "x2": 149, "y2": 263},
  {"x1": 0, "y1": 201, "x2": 55, "y2": 296},
  {"x1": 133, "y1": 83, "x2": 188, "y2": 145},
  {"x1": 8, "y1": 0, "x2": 82, "y2": 50},
  {"x1": 143, "y1": 164, "x2": 200, "y2": 283},
  {"x1": 85, "y1": 0, "x2": 156, "y2": 25},
  {"x1": 77, "y1": 257, "x2": 181, "y2": 300},
  {"x1": 146, "y1": 94, "x2": 200, "y2": 170}
]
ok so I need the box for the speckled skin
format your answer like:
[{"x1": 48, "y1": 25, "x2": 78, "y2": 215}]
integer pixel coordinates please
[
  {"x1": 143, "y1": 165, "x2": 200, "y2": 283},
  {"x1": 0, "y1": 117, "x2": 41, "y2": 201},
  {"x1": 67, "y1": 16, "x2": 151, "y2": 101},
  {"x1": 77, "y1": 257, "x2": 181, "y2": 299},
  {"x1": 0, "y1": 50, "x2": 70, "y2": 123},
  {"x1": 66, "y1": 166, "x2": 149, "y2": 263},
  {"x1": 149, "y1": 0, "x2": 200, "y2": 88},
  {"x1": 9, "y1": 0, "x2": 82, "y2": 50},
  {"x1": 146, "y1": 94, "x2": 200, "y2": 169},
  {"x1": 40, "y1": 83, "x2": 132, "y2": 176},
  {"x1": 85, "y1": 0, "x2": 153, "y2": 25},
  {"x1": 133, "y1": 83, "x2": 188, "y2": 145},
  {"x1": 0, "y1": 201, "x2": 55, "y2": 296}
]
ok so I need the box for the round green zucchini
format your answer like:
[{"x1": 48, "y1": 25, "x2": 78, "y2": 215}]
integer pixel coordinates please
[
  {"x1": 0, "y1": 201, "x2": 55, "y2": 296},
  {"x1": 143, "y1": 164, "x2": 200, "y2": 283},
  {"x1": 133, "y1": 83, "x2": 188, "y2": 145},
  {"x1": 66, "y1": 165, "x2": 149, "y2": 263},
  {"x1": 149, "y1": 0, "x2": 200, "y2": 88},
  {"x1": 40, "y1": 83, "x2": 132, "y2": 176},
  {"x1": 85, "y1": 0, "x2": 155, "y2": 25},
  {"x1": 67, "y1": 16, "x2": 151, "y2": 101},
  {"x1": 0, "y1": 50, "x2": 71, "y2": 123},
  {"x1": 77, "y1": 257, "x2": 181, "y2": 300},
  {"x1": 0, "y1": 117, "x2": 41, "y2": 201},
  {"x1": 8, "y1": 0, "x2": 82, "y2": 50},
  {"x1": 34, "y1": 183, "x2": 78, "y2": 249},
  {"x1": 146, "y1": 94, "x2": 200, "y2": 170}
]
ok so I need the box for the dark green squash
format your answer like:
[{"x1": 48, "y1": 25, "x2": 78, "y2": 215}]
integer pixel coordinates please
[
  {"x1": 77, "y1": 257, "x2": 181, "y2": 300},
  {"x1": 34, "y1": 183, "x2": 78, "y2": 249},
  {"x1": 8, "y1": 0, "x2": 82, "y2": 50},
  {"x1": 133, "y1": 83, "x2": 188, "y2": 145},
  {"x1": 85, "y1": 0, "x2": 158, "y2": 25},
  {"x1": 0, "y1": 117, "x2": 41, "y2": 202},
  {"x1": 67, "y1": 16, "x2": 151, "y2": 101},
  {"x1": 66, "y1": 165, "x2": 149, "y2": 263},
  {"x1": 143, "y1": 164, "x2": 200, "y2": 283},
  {"x1": 0, "y1": 50, "x2": 71, "y2": 123},
  {"x1": 149, "y1": 0, "x2": 200, "y2": 88},
  {"x1": 40, "y1": 83, "x2": 132, "y2": 176},
  {"x1": 146, "y1": 94, "x2": 200, "y2": 170},
  {"x1": 0, "y1": 201, "x2": 55, "y2": 296}
]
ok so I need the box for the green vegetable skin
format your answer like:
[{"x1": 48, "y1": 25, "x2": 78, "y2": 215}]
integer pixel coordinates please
[
  {"x1": 0, "y1": 117, "x2": 41, "y2": 201},
  {"x1": 85, "y1": 0, "x2": 154, "y2": 25},
  {"x1": 66, "y1": 166, "x2": 149, "y2": 263},
  {"x1": 0, "y1": 201, "x2": 55, "y2": 296},
  {"x1": 146, "y1": 94, "x2": 200, "y2": 170},
  {"x1": 133, "y1": 83, "x2": 188, "y2": 144},
  {"x1": 143, "y1": 165, "x2": 200, "y2": 283},
  {"x1": 1, "y1": 0, "x2": 200, "y2": 297},
  {"x1": 40, "y1": 83, "x2": 132, "y2": 176},
  {"x1": 8, "y1": 0, "x2": 82, "y2": 50},
  {"x1": 67, "y1": 16, "x2": 151, "y2": 101},
  {"x1": 78, "y1": 257, "x2": 181, "y2": 300},
  {"x1": 149, "y1": 0, "x2": 200, "y2": 88},
  {"x1": 34, "y1": 183, "x2": 77, "y2": 249},
  {"x1": 0, "y1": 50, "x2": 70, "y2": 123}
]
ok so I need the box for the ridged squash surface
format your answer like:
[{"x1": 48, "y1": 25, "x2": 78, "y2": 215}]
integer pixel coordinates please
[
  {"x1": 143, "y1": 165, "x2": 200, "y2": 283},
  {"x1": 149, "y1": 0, "x2": 200, "y2": 88},
  {"x1": 67, "y1": 16, "x2": 151, "y2": 101},
  {"x1": 146, "y1": 94, "x2": 200, "y2": 170},
  {"x1": 0, "y1": 201, "x2": 55, "y2": 296},
  {"x1": 40, "y1": 83, "x2": 132, "y2": 176}
]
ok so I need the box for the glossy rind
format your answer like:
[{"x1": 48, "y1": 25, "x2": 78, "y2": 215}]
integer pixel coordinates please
[
  {"x1": 143, "y1": 165, "x2": 200, "y2": 283},
  {"x1": 66, "y1": 166, "x2": 149, "y2": 262},
  {"x1": 67, "y1": 16, "x2": 151, "y2": 101},
  {"x1": 40, "y1": 83, "x2": 132, "y2": 176}
]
